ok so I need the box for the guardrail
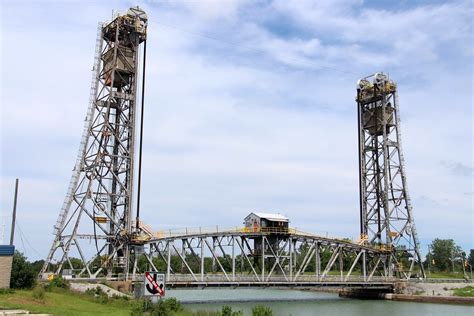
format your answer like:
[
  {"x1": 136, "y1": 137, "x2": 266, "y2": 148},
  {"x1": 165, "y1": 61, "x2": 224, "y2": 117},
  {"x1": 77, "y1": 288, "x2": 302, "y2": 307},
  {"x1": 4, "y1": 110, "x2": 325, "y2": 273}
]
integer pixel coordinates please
[
  {"x1": 130, "y1": 273, "x2": 396, "y2": 284},
  {"x1": 150, "y1": 226, "x2": 347, "y2": 240}
]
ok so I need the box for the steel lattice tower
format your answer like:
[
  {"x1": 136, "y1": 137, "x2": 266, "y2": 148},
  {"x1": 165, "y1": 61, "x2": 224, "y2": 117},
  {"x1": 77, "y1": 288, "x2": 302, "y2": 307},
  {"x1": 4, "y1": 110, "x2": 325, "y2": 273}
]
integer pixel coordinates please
[
  {"x1": 356, "y1": 73, "x2": 425, "y2": 278},
  {"x1": 41, "y1": 7, "x2": 148, "y2": 279}
]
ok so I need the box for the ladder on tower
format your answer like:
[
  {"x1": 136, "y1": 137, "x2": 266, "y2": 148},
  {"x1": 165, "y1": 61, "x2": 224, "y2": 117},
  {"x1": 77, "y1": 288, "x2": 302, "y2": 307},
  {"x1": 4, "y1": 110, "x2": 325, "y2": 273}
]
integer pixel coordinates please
[
  {"x1": 40, "y1": 24, "x2": 104, "y2": 277},
  {"x1": 53, "y1": 23, "x2": 103, "y2": 236}
]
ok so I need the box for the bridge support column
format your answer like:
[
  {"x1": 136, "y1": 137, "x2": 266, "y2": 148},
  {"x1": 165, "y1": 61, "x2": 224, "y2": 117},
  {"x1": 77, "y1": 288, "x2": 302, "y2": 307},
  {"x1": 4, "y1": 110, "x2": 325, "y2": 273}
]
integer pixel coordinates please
[
  {"x1": 167, "y1": 241, "x2": 172, "y2": 282},
  {"x1": 232, "y1": 237, "x2": 235, "y2": 281},
  {"x1": 181, "y1": 239, "x2": 186, "y2": 273},
  {"x1": 132, "y1": 254, "x2": 138, "y2": 280},
  {"x1": 339, "y1": 247, "x2": 344, "y2": 281},
  {"x1": 388, "y1": 254, "x2": 393, "y2": 277},
  {"x1": 363, "y1": 251, "x2": 367, "y2": 281},
  {"x1": 261, "y1": 236, "x2": 265, "y2": 281},
  {"x1": 212, "y1": 237, "x2": 216, "y2": 273},
  {"x1": 289, "y1": 237, "x2": 293, "y2": 281},
  {"x1": 315, "y1": 242, "x2": 321, "y2": 281},
  {"x1": 240, "y1": 237, "x2": 244, "y2": 274},
  {"x1": 200, "y1": 237, "x2": 204, "y2": 282}
]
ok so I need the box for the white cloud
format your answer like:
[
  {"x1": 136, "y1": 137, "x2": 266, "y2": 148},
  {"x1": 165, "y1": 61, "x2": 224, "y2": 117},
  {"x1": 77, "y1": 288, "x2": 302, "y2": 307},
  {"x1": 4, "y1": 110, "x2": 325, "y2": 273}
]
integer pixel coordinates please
[
  {"x1": 177, "y1": 0, "x2": 245, "y2": 20},
  {"x1": 269, "y1": 0, "x2": 472, "y2": 69}
]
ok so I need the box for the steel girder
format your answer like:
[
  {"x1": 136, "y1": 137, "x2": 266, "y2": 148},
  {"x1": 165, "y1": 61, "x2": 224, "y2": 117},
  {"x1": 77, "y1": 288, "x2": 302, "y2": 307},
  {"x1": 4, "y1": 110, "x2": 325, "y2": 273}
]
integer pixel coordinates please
[{"x1": 128, "y1": 232, "x2": 393, "y2": 285}]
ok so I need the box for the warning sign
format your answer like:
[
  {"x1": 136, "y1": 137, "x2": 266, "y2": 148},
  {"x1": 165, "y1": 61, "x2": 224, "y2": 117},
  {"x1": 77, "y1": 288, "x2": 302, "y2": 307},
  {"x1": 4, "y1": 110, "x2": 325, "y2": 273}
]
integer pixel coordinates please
[{"x1": 144, "y1": 272, "x2": 165, "y2": 297}]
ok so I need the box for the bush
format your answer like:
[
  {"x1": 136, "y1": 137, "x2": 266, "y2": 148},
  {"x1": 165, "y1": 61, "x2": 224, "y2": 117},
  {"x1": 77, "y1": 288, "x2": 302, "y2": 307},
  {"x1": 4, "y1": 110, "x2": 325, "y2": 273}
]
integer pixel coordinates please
[
  {"x1": 85, "y1": 286, "x2": 106, "y2": 296},
  {"x1": 10, "y1": 251, "x2": 36, "y2": 289},
  {"x1": 252, "y1": 305, "x2": 273, "y2": 316},
  {"x1": 222, "y1": 306, "x2": 233, "y2": 316},
  {"x1": 130, "y1": 297, "x2": 183, "y2": 316},
  {"x1": 191, "y1": 312, "x2": 220, "y2": 316},
  {"x1": 112, "y1": 293, "x2": 130, "y2": 301},
  {"x1": 162, "y1": 297, "x2": 183, "y2": 312},
  {"x1": 85, "y1": 286, "x2": 109, "y2": 304},
  {"x1": 220, "y1": 305, "x2": 243, "y2": 316},
  {"x1": 130, "y1": 300, "x2": 145, "y2": 316},
  {"x1": 45, "y1": 275, "x2": 69, "y2": 291},
  {"x1": 32, "y1": 285, "x2": 45, "y2": 302}
]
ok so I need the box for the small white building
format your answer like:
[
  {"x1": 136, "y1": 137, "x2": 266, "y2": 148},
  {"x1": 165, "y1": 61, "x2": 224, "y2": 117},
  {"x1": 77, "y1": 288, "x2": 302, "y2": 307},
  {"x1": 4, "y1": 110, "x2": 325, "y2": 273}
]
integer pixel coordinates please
[{"x1": 244, "y1": 212, "x2": 289, "y2": 233}]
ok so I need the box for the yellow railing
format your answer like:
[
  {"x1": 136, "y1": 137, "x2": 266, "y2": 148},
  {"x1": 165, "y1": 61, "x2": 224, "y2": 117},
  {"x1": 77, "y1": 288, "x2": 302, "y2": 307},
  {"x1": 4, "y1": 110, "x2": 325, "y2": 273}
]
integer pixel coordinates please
[
  {"x1": 145, "y1": 225, "x2": 392, "y2": 253},
  {"x1": 239, "y1": 226, "x2": 294, "y2": 234},
  {"x1": 357, "y1": 82, "x2": 397, "y2": 102},
  {"x1": 373, "y1": 244, "x2": 393, "y2": 252}
]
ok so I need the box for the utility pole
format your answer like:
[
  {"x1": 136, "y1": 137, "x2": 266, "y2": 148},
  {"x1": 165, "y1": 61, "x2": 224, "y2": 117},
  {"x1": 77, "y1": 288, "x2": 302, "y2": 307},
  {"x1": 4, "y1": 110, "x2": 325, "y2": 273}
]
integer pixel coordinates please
[
  {"x1": 9, "y1": 178, "x2": 19, "y2": 246},
  {"x1": 461, "y1": 252, "x2": 467, "y2": 279}
]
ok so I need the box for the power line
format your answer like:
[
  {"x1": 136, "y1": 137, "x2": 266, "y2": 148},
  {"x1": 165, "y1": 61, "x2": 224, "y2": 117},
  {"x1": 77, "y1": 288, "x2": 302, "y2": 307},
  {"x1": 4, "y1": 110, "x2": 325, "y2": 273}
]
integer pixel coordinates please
[
  {"x1": 148, "y1": 19, "x2": 356, "y2": 75},
  {"x1": 16, "y1": 221, "x2": 43, "y2": 258},
  {"x1": 16, "y1": 223, "x2": 27, "y2": 255}
]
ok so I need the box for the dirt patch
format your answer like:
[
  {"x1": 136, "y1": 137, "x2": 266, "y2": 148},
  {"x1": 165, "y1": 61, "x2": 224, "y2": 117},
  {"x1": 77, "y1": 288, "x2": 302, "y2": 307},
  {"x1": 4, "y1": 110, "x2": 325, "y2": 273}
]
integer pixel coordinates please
[{"x1": 6, "y1": 295, "x2": 44, "y2": 306}]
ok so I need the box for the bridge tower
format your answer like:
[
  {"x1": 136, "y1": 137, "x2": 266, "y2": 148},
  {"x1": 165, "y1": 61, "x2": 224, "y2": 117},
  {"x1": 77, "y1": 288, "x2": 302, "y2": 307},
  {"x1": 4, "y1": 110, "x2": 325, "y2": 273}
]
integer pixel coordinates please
[
  {"x1": 356, "y1": 73, "x2": 425, "y2": 278},
  {"x1": 40, "y1": 7, "x2": 148, "y2": 279}
]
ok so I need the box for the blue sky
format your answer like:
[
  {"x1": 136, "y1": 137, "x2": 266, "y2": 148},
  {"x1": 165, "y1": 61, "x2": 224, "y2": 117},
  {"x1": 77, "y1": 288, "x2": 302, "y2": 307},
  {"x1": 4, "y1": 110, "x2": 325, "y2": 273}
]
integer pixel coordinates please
[{"x1": 0, "y1": 0, "x2": 472, "y2": 260}]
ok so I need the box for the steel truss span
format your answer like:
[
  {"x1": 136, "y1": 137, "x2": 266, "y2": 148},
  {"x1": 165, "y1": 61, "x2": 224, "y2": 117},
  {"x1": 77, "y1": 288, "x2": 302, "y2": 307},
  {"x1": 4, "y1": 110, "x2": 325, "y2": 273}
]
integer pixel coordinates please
[
  {"x1": 40, "y1": 7, "x2": 148, "y2": 279},
  {"x1": 357, "y1": 73, "x2": 425, "y2": 279},
  {"x1": 120, "y1": 231, "x2": 395, "y2": 287}
]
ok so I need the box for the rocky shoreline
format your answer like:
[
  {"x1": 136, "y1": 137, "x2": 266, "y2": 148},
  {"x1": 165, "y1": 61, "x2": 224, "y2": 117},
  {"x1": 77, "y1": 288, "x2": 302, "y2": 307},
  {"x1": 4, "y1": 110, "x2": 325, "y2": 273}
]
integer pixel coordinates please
[
  {"x1": 390, "y1": 281, "x2": 474, "y2": 305},
  {"x1": 385, "y1": 293, "x2": 474, "y2": 305}
]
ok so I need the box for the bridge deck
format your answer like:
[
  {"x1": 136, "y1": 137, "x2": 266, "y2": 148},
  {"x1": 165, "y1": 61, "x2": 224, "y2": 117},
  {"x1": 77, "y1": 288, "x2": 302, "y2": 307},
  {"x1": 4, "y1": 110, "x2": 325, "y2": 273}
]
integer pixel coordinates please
[
  {"x1": 154, "y1": 275, "x2": 395, "y2": 288},
  {"x1": 166, "y1": 281, "x2": 394, "y2": 289}
]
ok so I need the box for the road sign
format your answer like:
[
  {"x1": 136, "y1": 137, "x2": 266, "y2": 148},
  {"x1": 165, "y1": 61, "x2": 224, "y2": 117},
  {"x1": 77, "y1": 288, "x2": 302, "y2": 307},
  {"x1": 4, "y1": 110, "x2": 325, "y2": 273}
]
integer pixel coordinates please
[{"x1": 144, "y1": 272, "x2": 165, "y2": 297}]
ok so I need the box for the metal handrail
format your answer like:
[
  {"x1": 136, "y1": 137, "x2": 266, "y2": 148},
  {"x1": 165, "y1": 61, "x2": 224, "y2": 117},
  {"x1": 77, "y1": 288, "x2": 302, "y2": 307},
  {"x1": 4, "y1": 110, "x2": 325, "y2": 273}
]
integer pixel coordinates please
[{"x1": 130, "y1": 273, "x2": 396, "y2": 283}]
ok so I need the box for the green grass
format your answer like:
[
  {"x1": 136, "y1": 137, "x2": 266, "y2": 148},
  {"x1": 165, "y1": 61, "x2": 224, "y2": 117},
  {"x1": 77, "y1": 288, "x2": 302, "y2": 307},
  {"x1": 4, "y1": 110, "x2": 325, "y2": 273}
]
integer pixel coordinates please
[
  {"x1": 452, "y1": 286, "x2": 474, "y2": 297},
  {"x1": 0, "y1": 288, "x2": 133, "y2": 316},
  {"x1": 0, "y1": 288, "x2": 241, "y2": 316},
  {"x1": 427, "y1": 272, "x2": 467, "y2": 279}
]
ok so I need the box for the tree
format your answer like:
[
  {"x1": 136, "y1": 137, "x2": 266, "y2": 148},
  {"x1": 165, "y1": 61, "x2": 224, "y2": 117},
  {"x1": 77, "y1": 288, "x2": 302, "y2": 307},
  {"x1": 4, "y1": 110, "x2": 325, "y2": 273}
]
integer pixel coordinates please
[
  {"x1": 152, "y1": 256, "x2": 168, "y2": 272},
  {"x1": 468, "y1": 249, "x2": 474, "y2": 267},
  {"x1": 10, "y1": 251, "x2": 36, "y2": 289},
  {"x1": 31, "y1": 259, "x2": 45, "y2": 275},
  {"x1": 69, "y1": 257, "x2": 84, "y2": 270},
  {"x1": 428, "y1": 239, "x2": 463, "y2": 272}
]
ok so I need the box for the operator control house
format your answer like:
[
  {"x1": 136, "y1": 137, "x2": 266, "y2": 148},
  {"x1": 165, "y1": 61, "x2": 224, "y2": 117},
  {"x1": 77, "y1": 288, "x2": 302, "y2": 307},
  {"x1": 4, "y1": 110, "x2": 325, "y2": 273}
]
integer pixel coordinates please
[{"x1": 244, "y1": 212, "x2": 289, "y2": 233}]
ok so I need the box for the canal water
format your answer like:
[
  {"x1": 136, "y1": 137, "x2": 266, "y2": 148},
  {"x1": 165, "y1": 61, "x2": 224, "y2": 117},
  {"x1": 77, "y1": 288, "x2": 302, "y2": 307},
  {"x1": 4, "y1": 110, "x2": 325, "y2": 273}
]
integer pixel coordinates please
[{"x1": 166, "y1": 288, "x2": 473, "y2": 315}]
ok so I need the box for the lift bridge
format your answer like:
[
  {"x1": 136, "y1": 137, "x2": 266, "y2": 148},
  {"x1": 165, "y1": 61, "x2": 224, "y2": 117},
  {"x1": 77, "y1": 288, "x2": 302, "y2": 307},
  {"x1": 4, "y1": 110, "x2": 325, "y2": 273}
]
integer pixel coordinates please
[{"x1": 40, "y1": 7, "x2": 424, "y2": 289}]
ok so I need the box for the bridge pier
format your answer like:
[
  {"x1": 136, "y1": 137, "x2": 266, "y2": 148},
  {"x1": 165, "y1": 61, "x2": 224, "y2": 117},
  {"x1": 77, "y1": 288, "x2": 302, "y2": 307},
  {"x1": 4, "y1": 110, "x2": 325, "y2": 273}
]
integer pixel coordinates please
[{"x1": 339, "y1": 286, "x2": 393, "y2": 299}]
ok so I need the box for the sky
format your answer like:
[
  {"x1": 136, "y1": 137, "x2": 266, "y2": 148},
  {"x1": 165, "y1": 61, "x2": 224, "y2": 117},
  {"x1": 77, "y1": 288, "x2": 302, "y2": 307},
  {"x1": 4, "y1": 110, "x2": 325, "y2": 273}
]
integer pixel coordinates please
[{"x1": 0, "y1": 0, "x2": 472, "y2": 261}]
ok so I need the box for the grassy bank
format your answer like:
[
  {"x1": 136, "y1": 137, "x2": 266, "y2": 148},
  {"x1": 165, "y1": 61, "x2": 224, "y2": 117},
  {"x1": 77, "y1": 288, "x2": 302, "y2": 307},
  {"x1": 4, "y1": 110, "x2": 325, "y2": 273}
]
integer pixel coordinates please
[
  {"x1": 0, "y1": 288, "x2": 272, "y2": 315},
  {"x1": 427, "y1": 272, "x2": 469, "y2": 279},
  {"x1": 453, "y1": 286, "x2": 474, "y2": 297},
  {"x1": 0, "y1": 288, "x2": 131, "y2": 315}
]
